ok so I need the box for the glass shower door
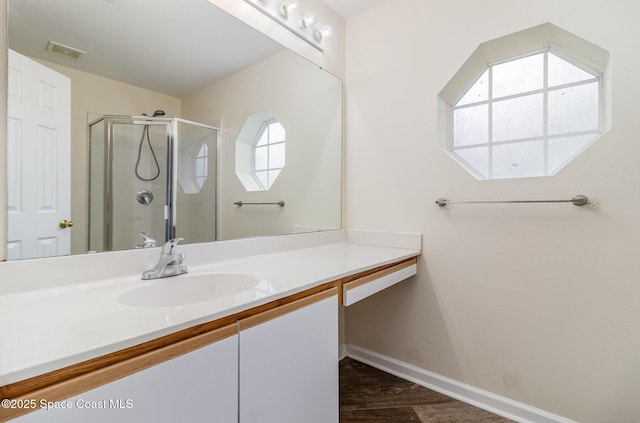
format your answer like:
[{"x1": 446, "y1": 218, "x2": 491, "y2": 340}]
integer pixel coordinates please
[
  {"x1": 109, "y1": 119, "x2": 171, "y2": 251},
  {"x1": 89, "y1": 116, "x2": 219, "y2": 252},
  {"x1": 174, "y1": 120, "x2": 218, "y2": 243}
]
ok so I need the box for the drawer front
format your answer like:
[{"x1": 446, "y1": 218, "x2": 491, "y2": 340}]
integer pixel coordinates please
[{"x1": 343, "y1": 258, "x2": 417, "y2": 306}]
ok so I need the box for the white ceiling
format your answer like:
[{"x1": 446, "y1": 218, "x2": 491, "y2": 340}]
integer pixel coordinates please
[
  {"x1": 8, "y1": 0, "x2": 284, "y2": 98},
  {"x1": 322, "y1": 0, "x2": 387, "y2": 19}
]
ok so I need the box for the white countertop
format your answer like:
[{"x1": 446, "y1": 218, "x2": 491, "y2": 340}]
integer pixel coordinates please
[{"x1": 0, "y1": 230, "x2": 421, "y2": 386}]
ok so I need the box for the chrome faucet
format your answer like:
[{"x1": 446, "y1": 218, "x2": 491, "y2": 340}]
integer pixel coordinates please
[
  {"x1": 141, "y1": 238, "x2": 188, "y2": 280},
  {"x1": 137, "y1": 232, "x2": 157, "y2": 248}
]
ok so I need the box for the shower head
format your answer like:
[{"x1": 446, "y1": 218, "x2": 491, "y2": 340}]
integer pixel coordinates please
[{"x1": 140, "y1": 110, "x2": 165, "y2": 117}]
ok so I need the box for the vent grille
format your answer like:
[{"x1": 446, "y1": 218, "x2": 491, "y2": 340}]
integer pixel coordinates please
[{"x1": 46, "y1": 41, "x2": 85, "y2": 59}]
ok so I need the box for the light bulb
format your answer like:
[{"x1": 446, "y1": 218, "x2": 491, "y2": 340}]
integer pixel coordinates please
[
  {"x1": 301, "y1": 13, "x2": 315, "y2": 28},
  {"x1": 278, "y1": 1, "x2": 299, "y2": 17},
  {"x1": 314, "y1": 24, "x2": 332, "y2": 41}
]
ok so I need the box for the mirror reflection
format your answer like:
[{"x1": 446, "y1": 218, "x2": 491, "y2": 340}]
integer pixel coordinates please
[{"x1": 6, "y1": 0, "x2": 342, "y2": 260}]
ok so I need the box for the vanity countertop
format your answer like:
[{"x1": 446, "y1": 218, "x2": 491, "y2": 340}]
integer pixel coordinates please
[{"x1": 0, "y1": 230, "x2": 421, "y2": 387}]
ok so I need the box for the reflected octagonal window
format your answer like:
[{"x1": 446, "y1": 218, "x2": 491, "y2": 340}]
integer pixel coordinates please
[{"x1": 236, "y1": 111, "x2": 286, "y2": 191}]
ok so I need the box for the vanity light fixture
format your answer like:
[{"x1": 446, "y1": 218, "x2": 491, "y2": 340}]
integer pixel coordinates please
[{"x1": 244, "y1": 0, "x2": 331, "y2": 50}]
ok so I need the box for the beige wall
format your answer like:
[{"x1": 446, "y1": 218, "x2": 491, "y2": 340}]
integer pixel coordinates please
[
  {"x1": 344, "y1": 0, "x2": 640, "y2": 421},
  {"x1": 182, "y1": 50, "x2": 342, "y2": 240}
]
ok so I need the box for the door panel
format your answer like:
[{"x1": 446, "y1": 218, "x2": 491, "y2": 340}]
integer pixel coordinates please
[{"x1": 7, "y1": 49, "x2": 71, "y2": 260}]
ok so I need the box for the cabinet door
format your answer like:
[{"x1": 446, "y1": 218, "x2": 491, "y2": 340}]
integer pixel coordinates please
[
  {"x1": 16, "y1": 333, "x2": 238, "y2": 423},
  {"x1": 239, "y1": 290, "x2": 338, "y2": 423}
]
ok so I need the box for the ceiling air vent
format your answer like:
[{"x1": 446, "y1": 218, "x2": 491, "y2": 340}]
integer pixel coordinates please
[{"x1": 46, "y1": 41, "x2": 86, "y2": 59}]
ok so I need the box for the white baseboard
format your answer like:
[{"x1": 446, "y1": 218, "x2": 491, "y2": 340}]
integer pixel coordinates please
[
  {"x1": 344, "y1": 344, "x2": 577, "y2": 423},
  {"x1": 339, "y1": 343, "x2": 347, "y2": 360}
]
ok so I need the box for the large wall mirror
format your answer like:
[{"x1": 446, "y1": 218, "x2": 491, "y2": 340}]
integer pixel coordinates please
[{"x1": 5, "y1": 0, "x2": 342, "y2": 260}]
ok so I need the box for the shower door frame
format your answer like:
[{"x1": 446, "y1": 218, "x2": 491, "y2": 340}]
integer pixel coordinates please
[{"x1": 89, "y1": 116, "x2": 220, "y2": 252}]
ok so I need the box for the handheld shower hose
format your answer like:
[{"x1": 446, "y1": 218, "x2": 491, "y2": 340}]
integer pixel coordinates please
[{"x1": 134, "y1": 110, "x2": 165, "y2": 181}]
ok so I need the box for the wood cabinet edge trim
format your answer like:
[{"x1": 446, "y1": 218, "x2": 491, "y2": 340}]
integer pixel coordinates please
[
  {"x1": 238, "y1": 287, "x2": 338, "y2": 331},
  {"x1": 343, "y1": 257, "x2": 417, "y2": 291}
]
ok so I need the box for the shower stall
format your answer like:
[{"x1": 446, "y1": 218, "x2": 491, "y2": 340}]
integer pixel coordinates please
[{"x1": 88, "y1": 115, "x2": 218, "y2": 252}]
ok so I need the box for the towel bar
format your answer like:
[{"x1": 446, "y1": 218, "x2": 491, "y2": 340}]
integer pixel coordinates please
[{"x1": 435, "y1": 195, "x2": 589, "y2": 207}]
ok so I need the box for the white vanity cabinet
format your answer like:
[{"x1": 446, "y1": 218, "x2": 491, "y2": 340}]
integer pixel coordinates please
[
  {"x1": 238, "y1": 289, "x2": 339, "y2": 423},
  {"x1": 4, "y1": 256, "x2": 418, "y2": 423},
  {"x1": 15, "y1": 328, "x2": 238, "y2": 423}
]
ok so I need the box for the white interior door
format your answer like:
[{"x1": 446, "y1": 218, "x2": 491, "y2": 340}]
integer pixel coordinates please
[{"x1": 7, "y1": 49, "x2": 71, "y2": 260}]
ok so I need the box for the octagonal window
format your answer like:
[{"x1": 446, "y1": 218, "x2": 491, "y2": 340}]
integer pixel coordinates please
[
  {"x1": 253, "y1": 119, "x2": 285, "y2": 190},
  {"x1": 438, "y1": 23, "x2": 610, "y2": 180},
  {"x1": 236, "y1": 111, "x2": 286, "y2": 191}
]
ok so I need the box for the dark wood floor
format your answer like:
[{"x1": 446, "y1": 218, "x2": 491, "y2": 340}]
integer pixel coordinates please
[{"x1": 340, "y1": 358, "x2": 514, "y2": 423}]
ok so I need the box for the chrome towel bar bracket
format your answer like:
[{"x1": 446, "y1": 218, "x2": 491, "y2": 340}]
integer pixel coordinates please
[{"x1": 435, "y1": 195, "x2": 591, "y2": 207}]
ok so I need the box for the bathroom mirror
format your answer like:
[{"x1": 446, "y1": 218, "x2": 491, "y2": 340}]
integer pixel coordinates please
[{"x1": 5, "y1": 0, "x2": 342, "y2": 260}]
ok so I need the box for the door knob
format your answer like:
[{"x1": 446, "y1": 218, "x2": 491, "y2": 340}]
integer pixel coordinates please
[{"x1": 59, "y1": 219, "x2": 74, "y2": 229}]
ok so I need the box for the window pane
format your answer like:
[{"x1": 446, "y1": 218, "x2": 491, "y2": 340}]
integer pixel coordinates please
[
  {"x1": 492, "y1": 94, "x2": 543, "y2": 142},
  {"x1": 270, "y1": 143, "x2": 285, "y2": 168},
  {"x1": 255, "y1": 170, "x2": 268, "y2": 189},
  {"x1": 548, "y1": 134, "x2": 596, "y2": 174},
  {"x1": 548, "y1": 52, "x2": 595, "y2": 87},
  {"x1": 269, "y1": 122, "x2": 286, "y2": 143},
  {"x1": 256, "y1": 129, "x2": 269, "y2": 146},
  {"x1": 457, "y1": 69, "x2": 489, "y2": 106},
  {"x1": 194, "y1": 143, "x2": 208, "y2": 179},
  {"x1": 194, "y1": 157, "x2": 207, "y2": 177},
  {"x1": 196, "y1": 143, "x2": 208, "y2": 158},
  {"x1": 492, "y1": 53, "x2": 544, "y2": 98},
  {"x1": 455, "y1": 146, "x2": 489, "y2": 178},
  {"x1": 453, "y1": 104, "x2": 488, "y2": 147},
  {"x1": 492, "y1": 140, "x2": 544, "y2": 179},
  {"x1": 548, "y1": 82, "x2": 599, "y2": 135},
  {"x1": 254, "y1": 146, "x2": 268, "y2": 170}
]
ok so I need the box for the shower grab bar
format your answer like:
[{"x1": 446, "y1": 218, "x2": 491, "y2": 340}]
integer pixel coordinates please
[
  {"x1": 234, "y1": 200, "x2": 285, "y2": 207},
  {"x1": 435, "y1": 195, "x2": 590, "y2": 207}
]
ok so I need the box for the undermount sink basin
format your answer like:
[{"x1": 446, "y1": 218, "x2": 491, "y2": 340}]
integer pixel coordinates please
[{"x1": 118, "y1": 273, "x2": 261, "y2": 308}]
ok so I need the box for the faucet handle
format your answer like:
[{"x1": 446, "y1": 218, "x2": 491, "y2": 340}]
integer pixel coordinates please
[
  {"x1": 161, "y1": 238, "x2": 184, "y2": 256},
  {"x1": 137, "y1": 232, "x2": 156, "y2": 248}
]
